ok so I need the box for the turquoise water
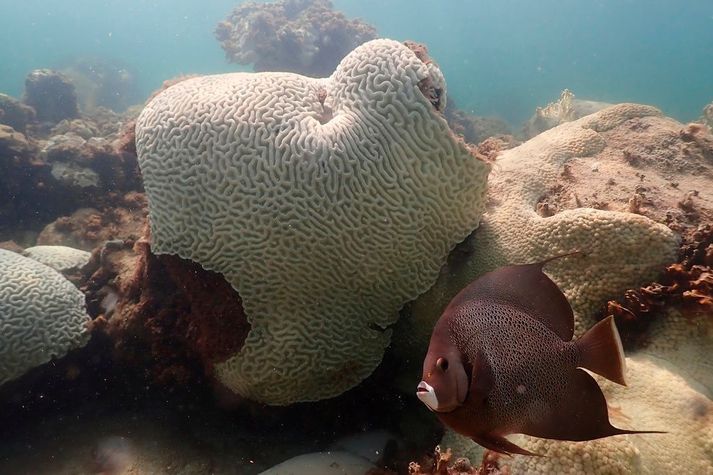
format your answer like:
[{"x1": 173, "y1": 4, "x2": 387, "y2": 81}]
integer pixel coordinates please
[{"x1": 1, "y1": 0, "x2": 711, "y2": 124}]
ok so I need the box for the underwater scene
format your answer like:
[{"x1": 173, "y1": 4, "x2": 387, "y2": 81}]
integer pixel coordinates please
[{"x1": 0, "y1": 0, "x2": 712, "y2": 474}]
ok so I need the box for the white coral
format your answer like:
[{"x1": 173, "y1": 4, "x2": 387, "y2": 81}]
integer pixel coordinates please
[
  {"x1": 0, "y1": 249, "x2": 90, "y2": 385},
  {"x1": 23, "y1": 245, "x2": 91, "y2": 272},
  {"x1": 135, "y1": 39, "x2": 490, "y2": 404}
]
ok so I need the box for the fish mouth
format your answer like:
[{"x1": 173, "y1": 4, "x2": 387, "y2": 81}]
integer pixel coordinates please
[{"x1": 416, "y1": 381, "x2": 439, "y2": 412}]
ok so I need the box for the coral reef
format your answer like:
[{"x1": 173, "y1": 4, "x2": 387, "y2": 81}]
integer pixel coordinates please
[
  {"x1": 36, "y1": 193, "x2": 147, "y2": 251},
  {"x1": 0, "y1": 93, "x2": 35, "y2": 133},
  {"x1": 0, "y1": 249, "x2": 90, "y2": 386},
  {"x1": 396, "y1": 105, "x2": 684, "y2": 384},
  {"x1": 522, "y1": 89, "x2": 611, "y2": 139},
  {"x1": 0, "y1": 96, "x2": 141, "y2": 244},
  {"x1": 215, "y1": 0, "x2": 377, "y2": 77},
  {"x1": 135, "y1": 39, "x2": 491, "y2": 404},
  {"x1": 23, "y1": 69, "x2": 79, "y2": 124},
  {"x1": 22, "y1": 245, "x2": 91, "y2": 272}
]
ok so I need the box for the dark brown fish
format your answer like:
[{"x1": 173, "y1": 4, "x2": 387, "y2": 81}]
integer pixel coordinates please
[{"x1": 416, "y1": 253, "x2": 661, "y2": 456}]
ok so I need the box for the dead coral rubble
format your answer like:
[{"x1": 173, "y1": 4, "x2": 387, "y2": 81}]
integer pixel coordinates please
[
  {"x1": 0, "y1": 95, "x2": 140, "y2": 243},
  {"x1": 85, "y1": 234, "x2": 251, "y2": 388},
  {"x1": 406, "y1": 446, "x2": 485, "y2": 475},
  {"x1": 215, "y1": 0, "x2": 377, "y2": 77}
]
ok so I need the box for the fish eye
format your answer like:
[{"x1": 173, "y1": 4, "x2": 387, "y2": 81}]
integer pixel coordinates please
[{"x1": 436, "y1": 357, "x2": 449, "y2": 371}]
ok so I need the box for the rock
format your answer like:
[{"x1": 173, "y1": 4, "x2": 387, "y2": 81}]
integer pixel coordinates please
[
  {"x1": 259, "y1": 451, "x2": 376, "y2": 475},
  {"x1": 23, "y1": 69, "x2": 79, "y2": 124},
  {"x1": 0, "y1": 93, "x2": 35, "y2": 133},
  {"x1": 0, "y1": 124, "x2": 32, "y2": 157},
  {"x1": 215, "y1": 0, "x2": 377, "y2": 77}
]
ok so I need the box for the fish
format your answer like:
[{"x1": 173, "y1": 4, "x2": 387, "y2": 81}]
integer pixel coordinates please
[{"x1": 416, "y1": 253, "x2": 662, "y2": 456}]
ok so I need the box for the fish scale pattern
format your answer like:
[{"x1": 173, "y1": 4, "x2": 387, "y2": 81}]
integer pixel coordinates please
[
  {"x1": 0, "y1": 249, "x2": 90, "y2": 385},
  {"x1": 450, "y1": 301, "x2": 576, "y2": 433},
  {"x1": 135, "y1": 39, "x2": 490, "y2": 404}
]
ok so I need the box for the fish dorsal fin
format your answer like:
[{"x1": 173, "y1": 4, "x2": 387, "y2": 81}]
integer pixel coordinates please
[{"x1": 451, "y1": 255, "x2": 576, "y2": 341}]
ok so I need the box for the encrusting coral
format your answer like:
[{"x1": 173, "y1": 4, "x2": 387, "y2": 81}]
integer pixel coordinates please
[
  {"x1": 0, "y1": 249, "x2": 90, "y2": 386},
  {"x1": 134, "y1": 39, "x2": 491, "y2": 404}
]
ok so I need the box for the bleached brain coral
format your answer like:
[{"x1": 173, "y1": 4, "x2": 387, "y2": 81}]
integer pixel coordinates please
[
  {"x1": 0, "y1": 249, "x2": 90, "y2": 385},
  {"x1": 135, "y1": 39, "x2": 490, "y2": 404},
  {"x1": 23, "y1": 245, "x2": 92, "y2": 272}
]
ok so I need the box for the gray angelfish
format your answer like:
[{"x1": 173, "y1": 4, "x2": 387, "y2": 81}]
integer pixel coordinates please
[{"x1": 416, "y1": 253, "x2": 662, "y2": 456}]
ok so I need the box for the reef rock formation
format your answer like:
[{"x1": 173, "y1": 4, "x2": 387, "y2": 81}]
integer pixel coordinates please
[
  {"x1": 135, "y1": 39, "x2": 491, "y2": 404},
  {"x1": 0, "y1": 93, "x2": 35, "y2": 134},
  {"x1": 36, "y1": 193, "x2": 147, "y2": 251},
  {"x1": 215, "y1": 0, "x2": 377, "y2": 77},
  {"x1": 522, "y1": 89, "x2": 612, "y2": 139},
  {"x1": 0, "y1": 103, "x2": 141, "y2": 243},
  {"x1": 0, "y1": 249, "x2": 90, "y2": 386},
  {"x1": 23, "y1": 69, "x2": 79, "y2": 124}
]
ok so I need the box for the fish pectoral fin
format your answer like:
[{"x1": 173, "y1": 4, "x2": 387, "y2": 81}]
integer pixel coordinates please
[
  {"x1": 471, "y1": 433, "x2": 540, "y2": 457},
  {"x1": 522, "y1": 368, "x2": 641, "y2": 442}
]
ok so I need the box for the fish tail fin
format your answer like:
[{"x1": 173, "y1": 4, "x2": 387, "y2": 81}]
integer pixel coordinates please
[
  {"x1": 536, "y1": 249, "x2": 583, "y2": 268},
  {"x1": 575, "y1": 315, "x2": 627, "y2": 386},
  {"x1": 612, "y1": 428, "x2": 668, "y2": 436}
]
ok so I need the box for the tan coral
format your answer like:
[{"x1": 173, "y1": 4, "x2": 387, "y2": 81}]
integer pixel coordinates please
[
  {"x1": 640, "y1": 307, "x2": 713, "y2": 397},
  {"x1": 444, "y1": 356, "x2": 713, "y2": 474},
  {"x1": 135, "y1": 39, "x2": 490, "y2": 404},
  {"x1": 403, "y1": 104, "x2": 680, "y2": 365}
]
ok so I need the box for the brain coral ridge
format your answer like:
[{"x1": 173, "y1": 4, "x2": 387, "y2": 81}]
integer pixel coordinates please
[
  {"x1": 23, "y1": 245, "x2": 92, "y2": 272},
  {"x1": 135, "y1": 39, "x2": 491, "y2": 404},
  {"x1": 0, "y1": 249, "x2": 90, "y2": 386}
]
